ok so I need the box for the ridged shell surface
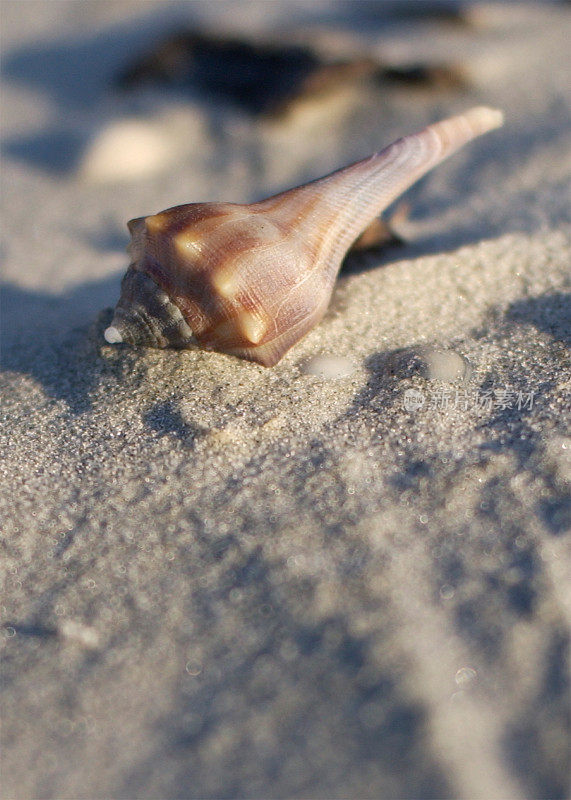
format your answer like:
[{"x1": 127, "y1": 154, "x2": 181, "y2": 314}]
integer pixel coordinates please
[{"x1": 105, "y1": 106, "x2": 504, "y2": 365}]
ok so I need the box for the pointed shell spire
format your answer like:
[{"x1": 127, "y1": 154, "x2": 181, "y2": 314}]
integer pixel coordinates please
[{"x1": 105, "y1": 106, "x2": 503, "y2": 366}]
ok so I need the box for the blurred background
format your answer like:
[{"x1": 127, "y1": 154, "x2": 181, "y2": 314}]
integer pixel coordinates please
[
  {"x1": 2, "y1": 3, "x2": 569, "y2": 285},
  {"x1": 3, "y1": 0, "x2": 569, "y2": 340}
]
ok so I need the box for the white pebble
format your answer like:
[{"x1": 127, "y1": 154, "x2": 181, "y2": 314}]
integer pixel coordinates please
[
  {"x1": 80, "y1": 120, "x2": 175, "y2": 183},
  {"x1": 300, "y1": 355, "x2": 355, "y2": 378},
  {"x1": 424, "y1": 349, "x2": 472, "y2": 382},
  {"x1": 104, "y1": 326, "x2": 123, "y2": 344}
]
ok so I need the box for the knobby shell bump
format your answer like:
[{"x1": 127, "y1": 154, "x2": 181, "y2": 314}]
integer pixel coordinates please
[{"x1": 104, "y1": 106, "x2": 504, "y2": 366}]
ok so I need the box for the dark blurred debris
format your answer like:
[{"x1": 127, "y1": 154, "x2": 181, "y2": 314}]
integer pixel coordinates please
[
  {"x1": 116, "y1": 31, "x2": 467, "y2": 117},
  {"x1": 117, "y1": 33, "x2": 375, "y2": 116},
  {"x1": 382, "y1": 64, "x2": 466, "y2": 90},
  {"x1": 117, "y1": 35, "x2": 323, "y2": 115},
  {"x1": 506, "y1": 293, "x2": 571, "y2": 348}
]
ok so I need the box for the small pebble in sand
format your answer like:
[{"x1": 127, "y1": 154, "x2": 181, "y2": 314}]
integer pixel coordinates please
[
  {"x1": 300, "y1": 355, "x2": 355, "y2": 378},
  {"x1": 80, "y1": 120, "x2": 175, "y2": 182},
  {"x1": 424, "y1": 349, "x2": 472, "y2": 382}
]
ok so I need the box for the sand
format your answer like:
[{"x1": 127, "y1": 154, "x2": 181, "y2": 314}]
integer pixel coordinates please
[{"x1": 1, "y1": 2, "x2": 570, "y2": 798}]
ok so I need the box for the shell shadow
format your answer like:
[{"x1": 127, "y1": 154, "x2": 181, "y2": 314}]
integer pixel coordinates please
[
  {"x1": 144, "y1": 400, "x2": 206, "y2": 446},
  {"x1": 344, "y1": 346, "x2": 424, "y2": 413},
  {"x1": 473, "y1": 295, "x2": 570, "y2": 537},
  {"x1": 505, "y1": 292, "x2": 571, "y2": 348},
  {"x1": 0, "y1": 275, "x2": 128, "y2": 414},
  {"x1": 339, "y1": 220, "x2": 486, "y2": 277}
]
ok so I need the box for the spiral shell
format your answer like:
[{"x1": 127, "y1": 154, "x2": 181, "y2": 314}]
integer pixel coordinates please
[{"x1": 104, "y1": 106, "x2": 503, "y2": 366}]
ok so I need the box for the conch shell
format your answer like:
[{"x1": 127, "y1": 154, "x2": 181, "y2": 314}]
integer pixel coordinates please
[{"x1": 104, "y1": 106, "x2": 503, "y2": 366}]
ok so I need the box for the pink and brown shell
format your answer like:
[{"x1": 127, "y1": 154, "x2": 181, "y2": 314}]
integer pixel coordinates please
[{"x1": 104, "y1": 106, "x2": 503, "y2": 366}]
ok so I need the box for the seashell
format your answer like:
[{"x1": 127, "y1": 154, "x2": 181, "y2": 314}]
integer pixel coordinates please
[{"x1": 104, "y1": 106, "x2": 503, "y2": 366}]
